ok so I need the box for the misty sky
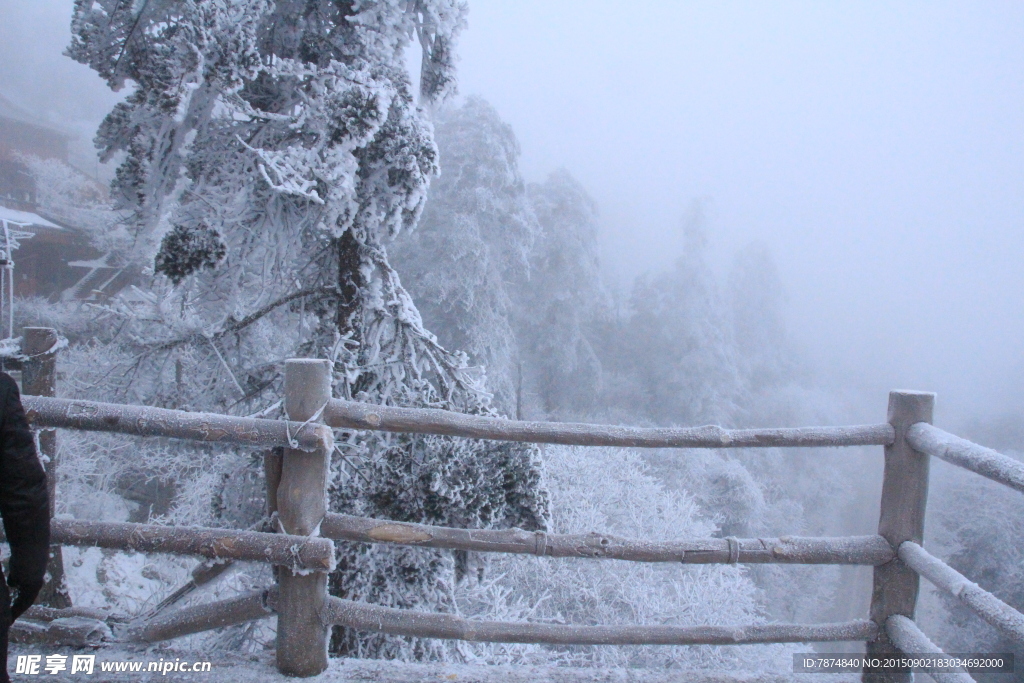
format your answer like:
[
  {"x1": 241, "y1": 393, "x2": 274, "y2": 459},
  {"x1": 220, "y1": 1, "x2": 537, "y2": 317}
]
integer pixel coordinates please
[{"x1": 2, "y1": 0, "x2": 1022, "y2": 426}]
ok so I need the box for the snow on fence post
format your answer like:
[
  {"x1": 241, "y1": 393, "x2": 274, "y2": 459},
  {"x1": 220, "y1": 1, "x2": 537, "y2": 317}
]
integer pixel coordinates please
[
  {"x1": 275, "y1": 359, "x2": 333, "y2": 677},
  {"x1": 865, "y1": 390, "x2": 935, "y2": 683},
  {"x1": 22, "y1": 327, "x2": 71, "y2": 609}
]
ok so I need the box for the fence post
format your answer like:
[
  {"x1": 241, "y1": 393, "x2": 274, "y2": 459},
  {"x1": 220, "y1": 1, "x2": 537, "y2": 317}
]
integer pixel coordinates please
[
  {"x1": 264, "y1": 448, "x2": 282, "y2": 523},
  {"x1": 864, "y1": 390, "x2": 934, "y2": 683},
  {"x1": 21, "y1": 327, "x2": 70, "y2": 609},
  {"x1": 276, "y1": 359, "x2": 332, "y2": 677}
]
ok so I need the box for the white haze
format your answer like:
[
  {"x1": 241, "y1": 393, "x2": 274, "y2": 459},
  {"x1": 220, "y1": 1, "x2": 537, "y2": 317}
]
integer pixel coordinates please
[
  {"x1": 2, "y1": 0, "x2": 1023, "y2": 426},
  {"x1": 454, "y1": 1, "x2": 1024, "y2": 428}
]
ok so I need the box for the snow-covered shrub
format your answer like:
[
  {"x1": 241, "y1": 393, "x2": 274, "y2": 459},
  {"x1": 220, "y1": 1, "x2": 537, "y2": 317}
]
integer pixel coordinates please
[{"x1": 456, "y1": 445, "x2": 796, "y2": 672}]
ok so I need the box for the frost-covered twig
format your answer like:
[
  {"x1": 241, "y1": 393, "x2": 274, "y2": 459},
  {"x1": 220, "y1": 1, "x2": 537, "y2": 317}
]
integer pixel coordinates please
[{"x1": 146, "y1": 286, "x2": 341, "y2": 353}]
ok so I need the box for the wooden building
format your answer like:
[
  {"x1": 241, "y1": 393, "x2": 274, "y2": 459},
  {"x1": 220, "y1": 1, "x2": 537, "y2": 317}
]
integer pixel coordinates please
[{"x1": 0, "y1": 93, "x2": 114, "y2": 301}]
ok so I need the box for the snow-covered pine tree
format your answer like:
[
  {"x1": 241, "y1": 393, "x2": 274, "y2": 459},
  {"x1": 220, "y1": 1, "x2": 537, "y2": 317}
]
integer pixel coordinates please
[
  {"x1": 68, "y1": 0, "x2": 547, "y2": 660},
  {"x1": 390, "y1": 97, "x2": 537, "y2": 411},
  {"x1": 728, "y1": 242, "x2": 796, "y2": 398},
  {"x1": 518, "y1": 169, "x2": 605, "y2": 419},
  {"x1": 392, "y1": 99, "x2": 607, "y2": 420},
  {"x1": 606, "y1": 200, "x2": 744, "y2": 427}
]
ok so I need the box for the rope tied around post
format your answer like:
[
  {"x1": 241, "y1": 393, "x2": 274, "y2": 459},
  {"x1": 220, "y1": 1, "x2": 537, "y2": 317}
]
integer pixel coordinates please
[
  {"x1": 726, "y1": 537, "x2": 740, "y2": 564},
  {"x1": 533, "y1": 530, "x2": 547, "y2": 557},
  {"x1": 284, "y1": 399, "x2": 330, "y2": 449},
  {"x1": 1, "y1": 333, "x2": 69, "y2": 363}
]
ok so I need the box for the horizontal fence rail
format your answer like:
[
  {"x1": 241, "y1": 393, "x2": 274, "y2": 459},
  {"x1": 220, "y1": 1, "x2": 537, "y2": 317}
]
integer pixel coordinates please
[
  {"x1": 12, "y1": 615, "x2": 110, "y2": 648},
  {"x1": 885, "y1": 615, "x2": 975, "y2": 683},
  {"x1": 907, "y1": 422, "x2": 1024, "y2": 494},
  {"x1": 323, "y1": 596, "x2": 878, "y2": 646},
  {"x1": 1, "y1": 519, "x2": 335, "y2": 571},
  {"x1": 129, "y1": 588, "x2": 275, "y2": 643},
  {"x1": 321, "y1": 514, "x2": 895, "y2": 565},
  {"x1": 23, "y1": 606, "x2": 111, "y2": 623},
  {"x1": 23, "y1": 395, "x2": 327, "y2": 452},
  {"x1": 899, "y1": 542, "x2": 1024, "y2": 647},
  {"x1": 326, "y1": 399, "x2": 896, "y2": 449},
  {"x1": 16, "y1": 368, "x2": 1013, "y2": 680}
]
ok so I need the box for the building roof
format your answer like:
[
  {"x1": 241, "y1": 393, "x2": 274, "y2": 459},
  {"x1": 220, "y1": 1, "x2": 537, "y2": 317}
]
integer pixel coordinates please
[
  {"x1": 0, "y1": 93, "x2": 72, "y2": 140},
  {"x1": 0, "y1": 204, "x2": 63, "y2": 230}
]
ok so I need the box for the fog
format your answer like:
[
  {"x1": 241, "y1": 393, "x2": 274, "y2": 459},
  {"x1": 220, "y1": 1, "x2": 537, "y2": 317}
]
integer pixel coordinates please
[
  {"x1": 3, "y1": 0, "x2": 1022, "y2": 426},
  {"x1": 454, "y1": 1, "x2": 1024, "y2": 427}
]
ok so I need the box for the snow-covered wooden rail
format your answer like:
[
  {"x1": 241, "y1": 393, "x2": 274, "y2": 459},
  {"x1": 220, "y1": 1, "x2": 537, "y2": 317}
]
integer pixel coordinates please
[
  {"x1": 321, "y1": 596, "x2": 878, "y2": 646},
  {"x1": 325, "y1": 398, "x2": 896, "y2": 448},
  {"x1": 0, "y1": 519, "x2": 335, "y2": 571},
  {"x1": 15, "y1": 335, "x2": 1022, "y2": 681},
  {"x1": 320, "y1": 513, "x2": 895, "y2": 565},
  {"x1": 129, "y1": 588, "x2": 276, "y2": 644},
  {"x1": 884, "y1": 615, "x2": 975, "y2": 683},
  {"x1": 899, "y1": 541, "x2": 1024, "y2": 647},
  {"x1": 907, "y1": 422, "x2": 1024, "y2": 494},
  {"x1": 119, "y1": 586, "x2": 880, "y2": 648},
  {"x1": 107, "y1": 589, "x2": 879, "y2": 649},
  {"x1": 22, "y1": 395, "x2": 327, "y2": 451}
]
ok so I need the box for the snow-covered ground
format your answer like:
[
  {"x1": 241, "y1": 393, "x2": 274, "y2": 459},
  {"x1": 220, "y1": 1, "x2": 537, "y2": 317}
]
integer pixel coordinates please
[{"x1": 8, "y1": 643, "x2": 861, "y2": 683}]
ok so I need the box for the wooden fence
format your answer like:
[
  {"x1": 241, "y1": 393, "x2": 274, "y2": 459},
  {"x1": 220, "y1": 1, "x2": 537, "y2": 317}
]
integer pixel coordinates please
[{"x1": 6, "y1": 327, "x2": 1023, "y2": 681}]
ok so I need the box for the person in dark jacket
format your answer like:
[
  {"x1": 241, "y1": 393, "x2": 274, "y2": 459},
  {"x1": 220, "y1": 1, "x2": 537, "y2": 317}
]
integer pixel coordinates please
[{"x1": 0, "y1": 372, "x2": 49, "y2": 682}]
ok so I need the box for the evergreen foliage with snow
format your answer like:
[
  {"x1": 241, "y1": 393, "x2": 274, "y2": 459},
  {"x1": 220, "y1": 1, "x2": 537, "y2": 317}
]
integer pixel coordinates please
[
  {"x1": 392, "y1": 99, "x2": 606, "y2": 418},
  {"x1": 605, "y1": 201, "x2": 743, "y2": 426},
  {"x1": 518, "y1": 169, "x2": 605, "y2": 418},
  {"x1": 64, "y1": 0, "x2": 548, "y2": 661},
  {"x1": 390, "y1": 97, "x2": 536, "y2": 410}
]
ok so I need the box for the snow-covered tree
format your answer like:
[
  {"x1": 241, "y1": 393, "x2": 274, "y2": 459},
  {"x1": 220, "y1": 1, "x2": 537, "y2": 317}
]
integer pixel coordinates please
[
  {"x1": 457, "y1": 444, "x2": 796, "y2": 672},
  {"x1": 67, "y1": 0, "x2": 547, "y2": 660},
  {"x1": 390, "y1": 97, "x2": 536, "y2": 410},
  {"x1": 393, "y1": 99, "x2": 607, "y2": 420},
  {"x1": 517, "y1": 169, "x2": 605, "y2": 418},
  {"x1": 602, "y1": 201, "x2": 744, "y2": 427},
  {"x1": 728, "y1": 242, "x2": 794, "y2": 396}
]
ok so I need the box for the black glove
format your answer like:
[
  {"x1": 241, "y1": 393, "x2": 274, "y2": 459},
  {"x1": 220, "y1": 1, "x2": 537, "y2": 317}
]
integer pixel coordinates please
[
  {"x1": 9, "y1": 582, "x2": 39, "y2": 621},
  {"x1": 8, "y1": 580, "x2": 42, "y2": 621},
  {"x1": 7, "y1": 541, "x2": 48, "y2": 621}
]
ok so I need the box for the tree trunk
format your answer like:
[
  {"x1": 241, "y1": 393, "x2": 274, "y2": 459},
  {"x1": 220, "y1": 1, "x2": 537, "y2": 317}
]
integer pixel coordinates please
[{"x1": 334, "y1": 230, "x2": 363, "y2": 338}]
